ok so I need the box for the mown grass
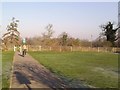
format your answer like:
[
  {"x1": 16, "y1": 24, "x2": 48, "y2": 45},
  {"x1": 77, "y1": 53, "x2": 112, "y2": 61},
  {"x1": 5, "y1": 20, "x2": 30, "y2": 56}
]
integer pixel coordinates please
[
  {"x1": 29, "y1": 51, "x2": 118, "y2": 88},
  {"x1": 2, "y1": 51, "x2": 14, "y2": 88}
]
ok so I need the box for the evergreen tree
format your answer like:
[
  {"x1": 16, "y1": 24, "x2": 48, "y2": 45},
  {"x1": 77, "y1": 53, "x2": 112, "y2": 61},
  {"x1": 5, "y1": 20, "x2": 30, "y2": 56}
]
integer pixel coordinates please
[
  {"x1": 101, "y1": 22, "x2": 119, "y2": 46},
  {"x1": 2, "y1": 17, "x2": 20, "y2": 49}
]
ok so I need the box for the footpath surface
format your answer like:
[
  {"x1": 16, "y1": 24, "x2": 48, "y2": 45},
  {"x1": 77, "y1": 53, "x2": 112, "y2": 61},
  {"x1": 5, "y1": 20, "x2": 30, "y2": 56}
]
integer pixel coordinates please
[{"x1": 10, "y1": 52, "x2": 70, "y2": 89}]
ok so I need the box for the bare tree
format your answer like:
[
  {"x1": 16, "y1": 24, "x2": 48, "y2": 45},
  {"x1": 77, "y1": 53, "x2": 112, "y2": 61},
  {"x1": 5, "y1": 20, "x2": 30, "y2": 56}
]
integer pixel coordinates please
[
  {"x1": 42, "y1": 24, "x2": 54, "y2": 46},
  {"x1": 42, "y1": 24, "x2": 54, "y2": 39}
]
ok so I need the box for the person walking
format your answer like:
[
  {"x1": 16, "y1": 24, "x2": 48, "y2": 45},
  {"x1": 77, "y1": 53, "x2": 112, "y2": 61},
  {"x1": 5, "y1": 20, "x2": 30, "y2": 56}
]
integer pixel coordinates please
[
  {"x1": 19, "y1": 45, "x2": 22, "y2": 55},
  {"x1": 14, "y1": 45, "x2": 17, "y2": 52},
  {"x1": 23, "y1": 44, "x2": 27, "y2": 57}
]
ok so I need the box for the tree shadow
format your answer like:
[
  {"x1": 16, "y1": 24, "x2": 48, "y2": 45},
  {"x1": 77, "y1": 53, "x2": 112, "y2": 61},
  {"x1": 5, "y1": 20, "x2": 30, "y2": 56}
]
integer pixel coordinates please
[{"x1": 14, "y1": 71, "x2": 31, "y2": 90}]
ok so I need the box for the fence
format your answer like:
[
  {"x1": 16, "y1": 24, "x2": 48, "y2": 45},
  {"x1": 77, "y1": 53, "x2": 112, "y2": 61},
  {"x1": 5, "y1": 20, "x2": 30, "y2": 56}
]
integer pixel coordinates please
[{"x1": 26, "y1": 45, "x2": 120, "y2": 53}]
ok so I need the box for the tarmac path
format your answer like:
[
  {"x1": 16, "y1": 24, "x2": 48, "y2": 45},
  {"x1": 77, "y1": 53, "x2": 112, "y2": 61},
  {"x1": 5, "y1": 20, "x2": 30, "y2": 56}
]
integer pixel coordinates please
[{"x1": 10, "y1": 52, "x2": 70, "y2": 89}]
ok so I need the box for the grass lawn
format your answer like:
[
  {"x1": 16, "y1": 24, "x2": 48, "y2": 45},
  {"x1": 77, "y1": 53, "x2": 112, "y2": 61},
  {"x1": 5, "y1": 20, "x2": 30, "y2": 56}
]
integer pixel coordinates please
[
  {"x1": 29, "y1": 51, "x2": 118, "y2": 88},
  {"x1": 2, "y1": 51, "x2": 14, "y2": 88}
]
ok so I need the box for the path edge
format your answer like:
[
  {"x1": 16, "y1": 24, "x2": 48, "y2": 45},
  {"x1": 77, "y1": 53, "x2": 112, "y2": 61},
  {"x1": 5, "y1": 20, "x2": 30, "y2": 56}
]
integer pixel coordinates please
[{"x1": 9, "y1": 51, "x2": 15, "y2": 89}]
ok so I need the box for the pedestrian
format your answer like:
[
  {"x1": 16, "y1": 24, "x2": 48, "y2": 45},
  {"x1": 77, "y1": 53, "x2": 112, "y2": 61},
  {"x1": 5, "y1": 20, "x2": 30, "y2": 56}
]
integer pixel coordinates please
[
  {"x1": 14, "y1": 45, "x2": 16, "y2": 52},
  {"x1": 23, "y1": 44, "x2": 27, "y2": 56},
  {"x1": 19, "y1": 45, "x2": 22, "y2": 55}
]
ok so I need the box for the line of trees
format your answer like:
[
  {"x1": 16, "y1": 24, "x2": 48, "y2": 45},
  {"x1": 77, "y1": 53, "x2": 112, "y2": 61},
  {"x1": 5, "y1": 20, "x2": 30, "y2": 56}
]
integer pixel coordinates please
[
  {"x1": 2, "y1": 20, "x2": 120, "y2": 49},
  {"x1": 26, "y1": 22, "x2": 119, "y2": 47},
  {"x1": 26, "y1": 24, "x2": 89, "y2": 47}
]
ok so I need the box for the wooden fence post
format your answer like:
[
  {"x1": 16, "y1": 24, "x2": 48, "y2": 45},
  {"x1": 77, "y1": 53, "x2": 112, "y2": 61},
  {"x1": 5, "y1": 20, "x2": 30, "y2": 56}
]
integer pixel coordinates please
[
  {"x1": 105, "y1": 48, "x2": 107, "y2": 52},
  {"x1": 60, "y1": 46, "x2": 62, "y2": 52},
  {"x1": 39, "y1": 45, "x2": 41, "y2": 51},
  {"x1": 98, "y1": 47, "x2": 100, "y2": 52},
  {"x1": 50, "y1": 47, "x2": 51, "y2": 51},
  {"x1": 70, "y1": 46, "x2": 73, "y2": 52}
]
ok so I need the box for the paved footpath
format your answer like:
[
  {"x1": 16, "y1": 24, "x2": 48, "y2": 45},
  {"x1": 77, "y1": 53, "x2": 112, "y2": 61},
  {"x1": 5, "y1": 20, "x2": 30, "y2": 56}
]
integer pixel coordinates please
[{"x1": 10, "y1": 52, "x2": 70, "y2": 89}]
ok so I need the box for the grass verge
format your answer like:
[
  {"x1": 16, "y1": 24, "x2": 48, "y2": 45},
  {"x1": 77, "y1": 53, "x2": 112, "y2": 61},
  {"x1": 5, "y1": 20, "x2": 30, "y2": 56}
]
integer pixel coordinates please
[{"x1": 2, "y1": 51, "x2": 14, "y2": 88}]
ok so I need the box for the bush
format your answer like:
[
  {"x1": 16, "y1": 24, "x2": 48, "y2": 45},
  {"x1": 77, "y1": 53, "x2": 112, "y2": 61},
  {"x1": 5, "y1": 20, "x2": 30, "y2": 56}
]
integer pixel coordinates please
[{"x1": 102, "y1": 41, "x2": 112, "y2": 47}]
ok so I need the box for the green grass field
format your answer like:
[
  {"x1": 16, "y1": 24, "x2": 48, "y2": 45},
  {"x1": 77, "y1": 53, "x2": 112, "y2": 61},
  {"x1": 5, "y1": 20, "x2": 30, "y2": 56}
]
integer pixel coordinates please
[
  {"x1": 2, "y1": 51, "x2": 14, "y2": 88},
  {"x1": 29, "y1": 51, "x2": 118, "y2": 88}
]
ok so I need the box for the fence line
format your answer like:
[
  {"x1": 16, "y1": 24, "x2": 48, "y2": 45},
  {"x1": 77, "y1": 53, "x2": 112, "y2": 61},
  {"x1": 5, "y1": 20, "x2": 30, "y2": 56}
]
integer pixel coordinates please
[
  {"x1": 26, "y1": 45, "x2": 120, "y2": 53},
  {"x1": 2, "y1": 45, "x2": 120, "y2": 53}
]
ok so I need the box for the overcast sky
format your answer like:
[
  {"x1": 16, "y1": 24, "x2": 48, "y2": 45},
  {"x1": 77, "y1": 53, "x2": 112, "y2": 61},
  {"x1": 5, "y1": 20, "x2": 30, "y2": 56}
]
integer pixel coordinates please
[{"x1": 2, "y1": 2, "x2": 118, "y2": 40}]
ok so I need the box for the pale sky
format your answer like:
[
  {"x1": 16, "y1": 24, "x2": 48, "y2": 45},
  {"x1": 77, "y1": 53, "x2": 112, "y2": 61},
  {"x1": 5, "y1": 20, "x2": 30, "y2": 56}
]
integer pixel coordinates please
[{"x1": 1, "y1": 1, "x2": 118, "y2": 40}]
